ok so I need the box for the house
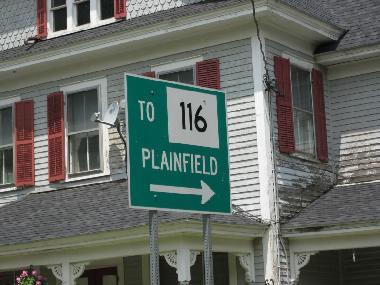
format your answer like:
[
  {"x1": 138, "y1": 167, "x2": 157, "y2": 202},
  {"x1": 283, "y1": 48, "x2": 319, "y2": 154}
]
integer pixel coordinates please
[{"x1": 0, "y1": 0, "x2": 379, "y2": 284}]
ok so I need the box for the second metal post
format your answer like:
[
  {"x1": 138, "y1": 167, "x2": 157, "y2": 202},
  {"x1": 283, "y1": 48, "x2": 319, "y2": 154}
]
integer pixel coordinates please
[
  {"x1": 149, "y1": 210, "x2": 160, "y2": 285},
  {"x1": 203, "y1": 214, "x2": 214, "y2": 285}
]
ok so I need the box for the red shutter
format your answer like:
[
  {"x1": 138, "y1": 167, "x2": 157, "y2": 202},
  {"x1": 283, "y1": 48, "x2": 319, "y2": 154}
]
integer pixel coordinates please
[
  {"x1": 48, "y1": 92, "x2": 66, "y2": 182},
  {"x1": 37, "y1": 0, "x2": 47, "y2": 38},
  {"x1": 312, "y1": 69, "x2": 328, "y2": 162},
  {"x1": 114, "y1": 0, "x2": 127, "y2": 19},
  {"x1": 15, "y1": 101, "x2": 35, "y2": 187},
  {"x1": 196, "y1": 59, "x2": 221, "y2": 90},
  {"x1": 142, "y1": 71, "x2": 156, "y2": 78},
  {"x1": 275, "y1": 56, "x2": 295, "y2": 154}
]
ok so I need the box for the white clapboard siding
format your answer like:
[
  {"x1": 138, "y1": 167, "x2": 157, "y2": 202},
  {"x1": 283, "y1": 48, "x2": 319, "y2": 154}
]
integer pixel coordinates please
[
  {"x1": 265, "y1": 39, "x2": 335, "y2": 218},
  {"x1": 0, "y1": 38, "x2": 262, "y2": 217},
  {"x1": 331, "y1": 71, "x2": 380, "y2": 183}
]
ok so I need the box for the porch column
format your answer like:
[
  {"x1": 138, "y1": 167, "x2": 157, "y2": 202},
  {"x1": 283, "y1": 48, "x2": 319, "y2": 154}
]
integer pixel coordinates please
[
  {"x1": 48, "y1": 262, "x2": 89, "y2": 285},
  {"x1": 161, "y1": 249, "x2": 200, "y2": 284}
]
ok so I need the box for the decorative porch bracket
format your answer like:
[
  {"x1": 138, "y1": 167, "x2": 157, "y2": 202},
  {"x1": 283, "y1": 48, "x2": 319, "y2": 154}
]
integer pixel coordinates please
[
  {"x1": 291, "y1": 251, "x2": 318, "y2": 284},
  {"x1": 48, "y1": 262, "x2": 89, "y2": 285},
  {"x1": 161, "y1": 250, "x2": 200, "y2": 284},
  {"x1": 236, "y1": 253, "x2": 255, "y2": 284}
]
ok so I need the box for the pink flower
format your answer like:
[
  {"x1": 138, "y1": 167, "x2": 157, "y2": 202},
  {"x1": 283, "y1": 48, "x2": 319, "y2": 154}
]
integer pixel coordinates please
[
  {"x1": 32, "y1": 271, "x2": 38, "y2": 276},
  {"x1": 36, "y1": 281, "x2": 41, "y2": 285},
  {"x1": 21, "y1": 271, "x2": 28, "y2": 277},
  {"x1": 16, "y1": 277, "x2": 21, "y2": 283}
]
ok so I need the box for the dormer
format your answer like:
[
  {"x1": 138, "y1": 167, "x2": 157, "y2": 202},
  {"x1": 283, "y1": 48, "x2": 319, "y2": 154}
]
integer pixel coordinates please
[{"x1": 37, "y1": 0, "x2": 126, "y2": 38}]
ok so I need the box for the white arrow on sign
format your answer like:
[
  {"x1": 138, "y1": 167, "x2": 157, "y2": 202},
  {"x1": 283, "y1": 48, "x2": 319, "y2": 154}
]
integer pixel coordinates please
[{"x1": 150, "y1": 181, "x2": 215, "y2": 204}]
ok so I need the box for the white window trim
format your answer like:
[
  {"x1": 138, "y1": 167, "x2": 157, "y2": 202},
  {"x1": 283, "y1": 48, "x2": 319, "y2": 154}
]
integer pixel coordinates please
[
  {"x1": 151, "y1": 56, "x2": 203, "y2": 76},
  {"x1": 0, "y1": 96, "x2": 19, "y2": 192},
  {"x1": 60, "y1": 78, "x2": 110, "y2": 182},
  {"x1": 47, "y1": 0, "x2": 117, "y2": 39},
  {"x1": 282, "y1": 53, "x2": 313, "y2": 71},
  {"x1": 282, "y1": 53, "x2": 318, "y2": 160}
]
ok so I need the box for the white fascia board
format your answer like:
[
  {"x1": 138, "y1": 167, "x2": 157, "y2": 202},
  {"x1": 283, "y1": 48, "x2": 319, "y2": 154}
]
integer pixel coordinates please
[
  {"x1": 316, "y1": 43, "x2": 380, "y2": 65},
  {"x1": 287, "y1": 227, "x2": 380, "y2": 253},
  {"x1": 0, "y1": 221, "x2": 266, "y2": 258},
  {"x1": 283, "y1": 224, "x2": 380, "y2": 239}
]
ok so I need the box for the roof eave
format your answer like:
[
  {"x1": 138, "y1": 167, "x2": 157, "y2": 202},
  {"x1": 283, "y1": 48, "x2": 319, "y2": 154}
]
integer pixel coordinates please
[
  {"x1": 316, "y1": 42, "x2": 380, "y2": 65},
  {"x1": 282, "y1": 221, "x2": 380, "y2": 239},
  {"x1": 262, "y1": 0, "x2": 344, "y2": 42},
  {"x1": 0, "y1": 220, "x2": 267, "y2": 257}
]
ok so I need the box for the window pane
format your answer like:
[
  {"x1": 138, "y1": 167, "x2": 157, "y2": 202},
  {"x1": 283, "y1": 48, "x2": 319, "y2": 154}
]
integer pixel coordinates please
[
  {"x1": 0, "y1": 107, "x2": 12, "y2": 146},
  {"x1": 0, "y1": 271, "x2": 15, "y2": 285},
  {"x1": 68, "y1": 89, "x2": 98, "y2": 133},
  {"x1": 159, "y1": 72, "x2": 178, "y2": 82},
  {"x1": 68, "y1": 92, "x2": 85, "y2": 133},
  {"x1": 53, "y1": 8, "x2": 67, "y2": 31},
  {"x1": 291, "y1": 66, "x2": 312, "y2": 111},
  {"x1": 159, "y1": 69, "x2": 194, "y2": 85},
  {"x1": 0, "y1": 149, "x2": 13, "y2": 185},
  {"x1": 294, "y1": 109, "x2": 315, "y2": 155},
  {"x1": 178, "y1": 69, "x2": 194, "y2": 85},
  {"x1": 88, "y1": 132, "x2": 100, "y2": 170},
  {"x1": 101, "y1": 0, "x2": 114, "y2": 20},
  {"x1": 76, "y1": 1, "x2": 90, "y2": 26},
  {"x1": 69, "y1": 133, "x2": 88, "y2": 173},
  {"x1": 84, "y1": 89, "x2": 98, "y2": 130},
  {"x1": 52, "y1": 0, "x2": 66, "y2": 7}
]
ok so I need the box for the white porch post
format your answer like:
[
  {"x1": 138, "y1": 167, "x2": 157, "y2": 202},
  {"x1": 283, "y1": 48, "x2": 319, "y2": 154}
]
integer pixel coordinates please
[
  {"x1": 161, "y1": 249, "x2": 200, "y2": 284},
  {"x1": 49, "y1": 262, "x2": 88, "y2": 285}
]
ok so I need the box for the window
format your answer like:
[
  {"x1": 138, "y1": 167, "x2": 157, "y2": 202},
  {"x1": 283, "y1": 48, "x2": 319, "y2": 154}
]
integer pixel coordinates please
[
  {"x1": 51, "y1": 0, "x2": 67, "y2": 31},
  {"x1": 158, "y1": 69, "x2": 194, "y2": 85},
  {"x1": 291, "y1": 65, "x2": 316, "y2": 155},
  {"x1": 100, "y1": 0, "x2": 114, "y2": 20},
  {"x1": 62, "y1": 78, "x2": 109, "y2": 180},
  {"x1": 0, "y1": 107, "x2": 13, "y2": 185},
  {"x1": 45, "y1": 0, "x2": 124, "y2": 36},
  {"x1": 67, "y1": 89, "x2": 100, "y2": 175},
  {"x1": 275, "y1": 55, "x2": 327, "y2": 161},
  {"x1": 74, "y1": 0, "x2": 90, "y2": 26}
]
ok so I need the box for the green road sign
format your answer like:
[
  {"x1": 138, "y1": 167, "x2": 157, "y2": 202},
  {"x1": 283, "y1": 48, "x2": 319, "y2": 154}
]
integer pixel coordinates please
[{"x1": 125, "y1": 74, "x2": 230, "y2": 214}]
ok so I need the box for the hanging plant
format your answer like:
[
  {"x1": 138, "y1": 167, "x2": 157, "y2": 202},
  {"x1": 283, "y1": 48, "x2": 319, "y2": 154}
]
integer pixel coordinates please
[{"x1": 15, "y1": 268, "x2": 46, "y2": 285}]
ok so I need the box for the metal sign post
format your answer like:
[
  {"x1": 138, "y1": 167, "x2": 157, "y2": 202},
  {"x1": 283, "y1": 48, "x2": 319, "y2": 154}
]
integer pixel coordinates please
[
  {"x1": 203, "y1": 214, "x2": 214, "y2": 285},
  {"x1": 149, "y1": 210, "x2": 160, "y2": 285}
]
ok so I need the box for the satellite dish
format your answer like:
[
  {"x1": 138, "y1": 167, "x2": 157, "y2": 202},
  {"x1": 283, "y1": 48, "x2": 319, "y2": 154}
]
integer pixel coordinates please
[
  {"x1": 90, "y1": 112, "x2": 100, "y2": 122},
  {"x1": 102, "y1": 101, "x2": 120, "y2": 128}
]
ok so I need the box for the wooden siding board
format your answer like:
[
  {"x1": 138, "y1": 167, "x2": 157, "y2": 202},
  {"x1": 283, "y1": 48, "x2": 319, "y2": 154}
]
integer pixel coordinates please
[
  {"x1": 332, "y1": 71, "x2": 380, "y2": 183},
  {"x1": 0, "y1": 39, "x2": 261, "y2": 216},
  {"x1": 266, "y1": 39, "x2": 335, "y2": 216}
]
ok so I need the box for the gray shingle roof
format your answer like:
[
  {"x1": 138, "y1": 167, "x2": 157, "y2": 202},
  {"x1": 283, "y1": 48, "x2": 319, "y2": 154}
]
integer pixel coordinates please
[
  {"x1": 284, "y1": 182, "x2": 380, "y2": 230},
  {"x1": 319, "y1": 0, "x2": 380, "y2": 51},
  {"x1": 286, "y1": 0, "x2": 380, "y2": 52},
  {"x1": 0, "y1": 179, "x2": 264, "y2": 246},
  {"x1": 0, "y1": 0, "x2": 247, "y2": 62},
  {"x1": 280, "y1": 0, "x2": 338, "y2": 27},
  {"x1": 0, "y1": 0, "x2": 379, "y2": 62}
]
